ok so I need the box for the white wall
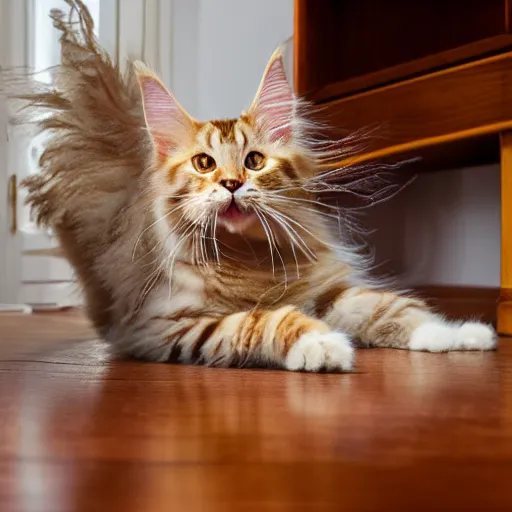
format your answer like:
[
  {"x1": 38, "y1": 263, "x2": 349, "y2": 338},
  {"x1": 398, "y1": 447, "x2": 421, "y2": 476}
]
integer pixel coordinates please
[
  {"x1": 170, "y1": 0, "x2": 200, "y2": 115},
  {"x1": 365, "y1": 165, "x2": 501, "y2": 287},
  {"x1": 197, "y1": 0, "x2": 293, "y2": 119},
  {"x1": 172, "y1": 0, "x2": 294, "y2": 119}
]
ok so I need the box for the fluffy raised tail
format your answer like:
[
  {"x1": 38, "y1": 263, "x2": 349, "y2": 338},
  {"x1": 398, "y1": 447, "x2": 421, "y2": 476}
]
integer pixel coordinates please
[{"x1": 12, "y1": 0, "x2": 150, "y2": 334}]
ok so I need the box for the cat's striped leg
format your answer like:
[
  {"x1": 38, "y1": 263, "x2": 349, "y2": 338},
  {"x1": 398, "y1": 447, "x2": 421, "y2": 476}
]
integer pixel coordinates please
[
  {"x1": 119, "y1": 306, "x2": 355, "y2": 372},
  {"x1": 317, "y1": 287, "x2": 497, "y2": 352}
]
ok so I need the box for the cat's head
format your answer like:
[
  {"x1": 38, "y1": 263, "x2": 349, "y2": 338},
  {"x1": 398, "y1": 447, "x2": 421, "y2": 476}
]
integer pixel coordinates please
[{"x1": 135, "y1": 49, "x2": 324, "y2": 255}]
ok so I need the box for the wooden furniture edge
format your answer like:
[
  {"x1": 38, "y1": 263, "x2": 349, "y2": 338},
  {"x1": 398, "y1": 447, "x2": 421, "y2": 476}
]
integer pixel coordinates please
[
  {"x1": 325, "y1": 122, "x2": 512, "y2": 170},
  {"x1": 414, "y1": 286, "x2": 498, "y2": 325},
  {"x1": 314, "y1": 51, "x2": 512, "y2": 170},
  {"x1": 304, "y1": 35, "x2": 512, "y2": 102},
  {"x1": 499, "y1": 133, "x2": 512, "y2": 335},
  {"x1": 321, "y1": 50, "x2": 512, "y2": 105}
]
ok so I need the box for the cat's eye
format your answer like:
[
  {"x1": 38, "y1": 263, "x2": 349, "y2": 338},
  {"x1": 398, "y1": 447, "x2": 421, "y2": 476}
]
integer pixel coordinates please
[
  {"x1": 192, "y1": 153, "x2": 216, "y2": 173},
  {"x1": 244, "y1": 151, "x2": 266, "y2": 171}
]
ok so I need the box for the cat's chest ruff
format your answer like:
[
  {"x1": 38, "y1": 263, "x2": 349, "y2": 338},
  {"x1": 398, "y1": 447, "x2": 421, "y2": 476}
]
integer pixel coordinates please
[{"x1": 203, "y1": 266, "x2": 311, "y2": 309}]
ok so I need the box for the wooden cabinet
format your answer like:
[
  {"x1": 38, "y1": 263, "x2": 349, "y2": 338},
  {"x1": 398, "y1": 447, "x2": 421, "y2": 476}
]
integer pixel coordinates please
[{"x1": 294, "y1": 1, "x2": 512, "y2": 333}]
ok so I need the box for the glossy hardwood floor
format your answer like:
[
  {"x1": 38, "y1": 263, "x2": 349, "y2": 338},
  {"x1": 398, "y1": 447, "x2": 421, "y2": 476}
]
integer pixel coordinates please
[{"x1": 0, "y1": 311, "x2": 510, "y2": 511}]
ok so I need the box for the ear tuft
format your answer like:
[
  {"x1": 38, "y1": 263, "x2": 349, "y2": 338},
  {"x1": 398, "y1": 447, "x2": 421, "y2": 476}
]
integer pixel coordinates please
[
  {"x1": 248, "y1": 47, "x2": 296, "y2": 143},
  {"x1": 134, "y1": 61, "x2": 195, "y2": 155}
]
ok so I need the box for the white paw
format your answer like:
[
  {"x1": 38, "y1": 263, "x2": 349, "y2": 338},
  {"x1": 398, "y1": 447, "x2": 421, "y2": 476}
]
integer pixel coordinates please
[
  {"x1": 410, "y1": 321, "x2": 497, "y2": 352},
  {"x1": 455, "y1": 322, "x2": 497, "y2": 350},
  {"x1": 284, "y1": 331, "x2": 354, "y2": 372}
]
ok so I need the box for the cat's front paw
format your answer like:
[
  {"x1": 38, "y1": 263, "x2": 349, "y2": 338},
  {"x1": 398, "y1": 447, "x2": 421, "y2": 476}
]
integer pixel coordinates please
[
  {"x1": 410, "y1": 321, "x2": 497, "y2": 352},
  {"x1": 284, "y1": 331, "x2": 354, "y2": 372}
]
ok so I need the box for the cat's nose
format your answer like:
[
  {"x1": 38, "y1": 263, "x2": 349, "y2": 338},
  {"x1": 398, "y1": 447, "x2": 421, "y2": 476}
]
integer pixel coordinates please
[{"x1": 220, "y1": 180, "x2": 243, "y2": 193}]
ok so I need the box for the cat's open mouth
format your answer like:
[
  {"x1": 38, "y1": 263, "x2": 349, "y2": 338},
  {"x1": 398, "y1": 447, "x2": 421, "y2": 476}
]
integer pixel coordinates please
[
  {"x1": 220, "y1": 201, "x2": 246, "y2": 219},
  {"x1": 218, "y1": 200, "x2": 257, "y2": 232}
]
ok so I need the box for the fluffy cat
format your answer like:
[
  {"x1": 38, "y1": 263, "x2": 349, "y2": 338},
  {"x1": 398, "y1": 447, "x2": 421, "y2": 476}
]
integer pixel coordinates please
[{"x1": 19, "y1": 1, "x2": 496, "y2": 372}]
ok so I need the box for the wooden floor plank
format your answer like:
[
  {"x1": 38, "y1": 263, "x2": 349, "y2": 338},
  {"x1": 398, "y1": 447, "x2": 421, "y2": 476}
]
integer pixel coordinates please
[{"x1": 0, "y1": 311, "x2": 510, "y2": 511}]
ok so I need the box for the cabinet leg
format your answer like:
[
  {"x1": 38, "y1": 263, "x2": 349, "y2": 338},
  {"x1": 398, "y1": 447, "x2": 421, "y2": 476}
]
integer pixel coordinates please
[{"x1": 498, "y1": 132, "x2": 512, "y2": 335}]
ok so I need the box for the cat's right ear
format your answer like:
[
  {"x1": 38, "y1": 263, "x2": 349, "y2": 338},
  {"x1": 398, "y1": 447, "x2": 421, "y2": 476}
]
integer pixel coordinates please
[{"x1": 134, "y1": 61, "x2": 196, "y2": 156}]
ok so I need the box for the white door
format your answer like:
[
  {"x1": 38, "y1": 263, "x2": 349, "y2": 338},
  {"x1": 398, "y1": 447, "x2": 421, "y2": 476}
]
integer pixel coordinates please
[
  {"x1": 0, "y1": 0, "x2": 100, "y2": 308},
  {"x1": 0, "y1": 0, "x2": 172, "y2": 308}
]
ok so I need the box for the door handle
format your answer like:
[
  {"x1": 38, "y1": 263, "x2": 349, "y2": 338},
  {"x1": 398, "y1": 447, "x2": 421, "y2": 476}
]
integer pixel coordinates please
[{"x1": 8, "y1": 174, "x2": 17, "y2": 234}]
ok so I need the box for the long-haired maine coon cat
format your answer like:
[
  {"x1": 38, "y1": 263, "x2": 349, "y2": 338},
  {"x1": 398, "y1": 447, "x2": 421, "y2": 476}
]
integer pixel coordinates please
[{"x1": 17, "y1": 1, "x2": 496, "y2": 372}]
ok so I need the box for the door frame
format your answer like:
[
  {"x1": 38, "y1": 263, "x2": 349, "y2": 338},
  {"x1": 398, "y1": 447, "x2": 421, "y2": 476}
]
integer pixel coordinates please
[{"x1": 0, "y1": 0, "x2": 29, "y2": 303}]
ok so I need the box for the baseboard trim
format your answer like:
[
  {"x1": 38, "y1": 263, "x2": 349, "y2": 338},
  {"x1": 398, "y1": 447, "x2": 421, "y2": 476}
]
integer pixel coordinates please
[{"x1": 413, "y1": 286, "x2": 499, "y2": 325}]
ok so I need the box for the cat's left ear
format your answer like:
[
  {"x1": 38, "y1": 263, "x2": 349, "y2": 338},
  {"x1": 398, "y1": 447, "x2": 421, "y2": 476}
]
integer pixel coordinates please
[
  {"x1": 134, "y1": 61, "x2": 196, "y2": 156},
  {"x1": 247, "y1": 47, "x2": 296, "y2": 143}
]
